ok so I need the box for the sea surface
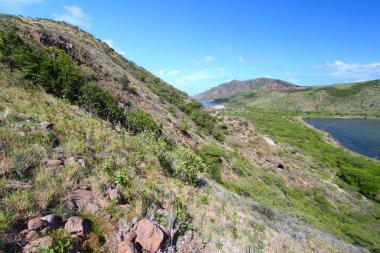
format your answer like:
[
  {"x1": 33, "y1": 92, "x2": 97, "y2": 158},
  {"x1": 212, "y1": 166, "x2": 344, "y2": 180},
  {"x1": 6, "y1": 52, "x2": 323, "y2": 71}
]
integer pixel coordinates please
[
  {"x1": 202, "y1": 101, "x2": 221, "y2": 107},
  {"x1": 304, "y1": 117, "x2": 380, "y2": 160}
]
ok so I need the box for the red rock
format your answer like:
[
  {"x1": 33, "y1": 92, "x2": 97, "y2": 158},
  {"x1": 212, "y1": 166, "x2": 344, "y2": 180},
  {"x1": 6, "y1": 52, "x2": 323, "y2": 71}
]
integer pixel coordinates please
[
  {"x1": 25, "y1": 231, "x2": 39, "y2": 242},
  {"x1": 135, "y1": 219, "x2": 165, "y2": 253},
  {"x1": 20, "y1": 229, "x2": 30, "y2": 238},
  {"x1": 27, "y1": 217, "x2": 45, "y2": 231},
  {"x1": 64, "y1": 216, "x2": 89, "y2": 237},
  {"x1": 118, "y1": 241, "x2": 137, "y2": 253},
  {"x1": 22, "y1": 236, "x2": 53, "y2": 253},
  {"x1": 125, "y1": 231, "x2": 137, "y2": 242}
]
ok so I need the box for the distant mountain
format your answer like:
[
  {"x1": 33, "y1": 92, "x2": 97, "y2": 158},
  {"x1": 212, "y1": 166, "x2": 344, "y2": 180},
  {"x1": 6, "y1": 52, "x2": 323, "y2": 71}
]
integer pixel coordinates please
[
  {"x1": 194, "y1": 78, "x2": 299, "y2": 101},
  {"x1": 195, "y1": 78, "x2": 380, "y2": 117}
]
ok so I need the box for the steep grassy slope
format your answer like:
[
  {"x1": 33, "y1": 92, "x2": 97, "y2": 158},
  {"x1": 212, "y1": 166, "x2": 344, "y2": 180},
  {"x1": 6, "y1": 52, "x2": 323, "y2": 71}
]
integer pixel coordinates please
[
  {"x1": 196, "y1": 79, "x2": 380, "y2": 117},
  {"x1": 1, "y1": 14, "x2": 380, "y2": 253}
]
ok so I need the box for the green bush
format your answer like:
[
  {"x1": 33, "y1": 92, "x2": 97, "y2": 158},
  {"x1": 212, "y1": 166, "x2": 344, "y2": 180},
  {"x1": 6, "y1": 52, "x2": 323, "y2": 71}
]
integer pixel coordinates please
[
  {"x1": 124, "y1": 109, "x2": 161, "y2": 134},
  {"x1": 79, "y1": 82, "x2": 125, "y2": 124},
  {"x1": 170, "y1": 147, "x2": 208, "y2": 183},
  {"x1": 190, "y1": 109, "x2": 215, "y2": 130}
]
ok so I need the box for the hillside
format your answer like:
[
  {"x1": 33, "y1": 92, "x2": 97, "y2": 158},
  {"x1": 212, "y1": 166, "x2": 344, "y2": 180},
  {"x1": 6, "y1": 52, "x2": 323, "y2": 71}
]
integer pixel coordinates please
[
  {"x1": 0, "y1": 14, "x2": 380, "y2": 253},
  {"x1": 194, "y1": 78, "x2": 298, "y2": 102},
  {"x1": 195, "y1": 78, "x2": 380, "y2": 117}
]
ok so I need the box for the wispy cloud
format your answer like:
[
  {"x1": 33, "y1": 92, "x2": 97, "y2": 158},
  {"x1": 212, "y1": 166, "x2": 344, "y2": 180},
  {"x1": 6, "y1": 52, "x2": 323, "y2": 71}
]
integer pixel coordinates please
[
  {"x1": 53, "y1": 5, "x2": 92, "y2": 28},
  {"x1": 324, "y1": 60, "x2": 380, "y2": 80},
  {"x1": 0, "y1": 0, "x2": 43, "y2": 11},
  {"x1": 157, "y1": 69, "x2": 181, "y2": 78},
  {"x1": 191, "y1": 55, "x2": 215, "y2": 64},
  {"x1": 238, "y1": 56, "x2": 246, "y2": 64},
  {"x1": 103, "y1": 39, "x2": 126, "y2": 56},
  {"x1": 174, "y1": 68, "x2": 228, "y2": 87}
]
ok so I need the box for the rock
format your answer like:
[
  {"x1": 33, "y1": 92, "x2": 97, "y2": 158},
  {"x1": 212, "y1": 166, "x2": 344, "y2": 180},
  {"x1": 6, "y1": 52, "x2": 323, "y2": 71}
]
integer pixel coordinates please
[
  {"x1": 65, "y1": 156, "x2": 77, "y2": 165},
  {"x1": 108, "y1": 186, "x2": 123, "y2": 202},
  {"x1": 176, "y1": 230, "x2": 202, "y2": 253},
  {"x1": 22, "y1": 236, "x2": 53, "y2": 253},
  {"x1": 40, "y1": 214, "x2": 62, "y2": 228},
  {"x1": 20, "y1": 229, "x2": 30, "y2": 238},
  {"x1": 277, "y1": 163, "x2": 284, "y2": 169},
  {"x1": 118, "y1": 241, "x2": 137, "y2": 253},
  {"x1": 375, "y1": 194, "x2": 380, "y2": 202},
  {"x1": 45, "y1": 159, "x2": 63, "y2": 167},
  {"x1": 72, "y1": 188, "x2": 102, "y2": 214},
  {"x1": 27, "y1": 217, "x2": 45, "y2": 231},
  {"x1": 263, "y1": 239, "x2": 269, "y2": 246},
  {"x1": 15, "y1": 113, "x2": 35, "y2": 121},
  {"x1": 64, "y1": 216, "x2": 89, "y2": 237},
  {"x1": 25, "y1": 230, "x2": 39, "y2": 243},
  {"x1": 135, "y1": 219, "x2": 165, "y2": 253},
  {"x1": 38, "y1": 122, "x2": 54, "y2": 130},
  {"x1": 86, "y1": 202, "x2": 101, "y2": 214},
  {"x1": 125, "y1": 231, "x2": 137, "y2": 242}
]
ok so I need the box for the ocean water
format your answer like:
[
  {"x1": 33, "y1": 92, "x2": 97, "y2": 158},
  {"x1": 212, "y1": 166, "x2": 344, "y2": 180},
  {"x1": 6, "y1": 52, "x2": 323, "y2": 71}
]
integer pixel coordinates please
[{"x1": 304, "y1": 118, "x2": 380, "y2": 160}]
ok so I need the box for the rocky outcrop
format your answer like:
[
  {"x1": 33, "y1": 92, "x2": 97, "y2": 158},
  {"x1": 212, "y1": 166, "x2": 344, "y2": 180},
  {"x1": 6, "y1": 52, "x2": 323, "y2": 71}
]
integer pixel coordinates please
[
  {"x1": 22, "y1": 236, "x2": 53, "y2": 253},
  {"x1": 135, "y1": 219, "x2": 166, "y2": 253},
  {"x1": 64, "y1": 216, "x2": 89, "y2": 237}
]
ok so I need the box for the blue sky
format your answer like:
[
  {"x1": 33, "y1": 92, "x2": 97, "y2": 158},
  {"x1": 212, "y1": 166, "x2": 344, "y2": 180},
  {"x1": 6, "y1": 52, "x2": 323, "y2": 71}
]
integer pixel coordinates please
[{"x1": 1, "y1": 0, "x2": 380, "y2": 95}]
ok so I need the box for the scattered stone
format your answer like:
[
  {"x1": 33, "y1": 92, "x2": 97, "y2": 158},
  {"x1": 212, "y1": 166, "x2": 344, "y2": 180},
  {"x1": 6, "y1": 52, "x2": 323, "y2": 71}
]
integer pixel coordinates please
[
  {"x1": 20, "y1": 229, "x2": 30, "y2": 238},
  {"x1": 135, "y1": 219, "x2": 165, "y2": 253},
  {"x1": 108, "y1": 186, "x2": 123, "y2": 202},
  {"x1": 125, "y1": 231, "x2": 137, "y2": 242},
  {"x1": 45, "y1": 159, "x2": 63, "y2": 167},
  {"x1": 40, "y1": 214, "x2": 62, "y2": 228},
  {"x1": 25, "y1": 230, "x2": 39, "y2": 243},
  {"x1": 72, "y1": 188, "x2": 104, "y2": 214},
  {"x1": 4, "y1": 180, "x2": 33, "y2": 189},
  {"x1": 176, "y1": 230, "x2": 202, "y2": 253},
  {"x1": 263, "y1": 239, "x2": 269, "y2": 246},
  {"x1": 64, "y1": 216, "x2": 89, "y2": 237},
  {"x1": 118, "y1": 241, "x2": 137, "y2": 253},
  {"x1": 15, "y1": 113, "x2": 35, "y2": 121},
  {"x1": 22, "y1": 236, "x2": 53, "y2": 253},
  {"x1": 38, "y1": 122, "x2": 54, "y2": 130},
  {"x1": 27, "y1": 217, "x2": 45, "y2": 231}
]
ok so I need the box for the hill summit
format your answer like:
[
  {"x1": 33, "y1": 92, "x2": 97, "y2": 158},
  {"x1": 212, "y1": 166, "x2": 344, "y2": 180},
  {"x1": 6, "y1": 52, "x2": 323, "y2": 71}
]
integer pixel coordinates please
[{"x1": 194, "y1": 78, "x2": 298, "y2": 101}]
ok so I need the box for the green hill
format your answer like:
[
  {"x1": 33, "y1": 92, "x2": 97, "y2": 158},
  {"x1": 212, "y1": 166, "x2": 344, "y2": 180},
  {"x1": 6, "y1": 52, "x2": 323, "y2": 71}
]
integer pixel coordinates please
[
  {"x1": 0, "y1": 14, "x2": 379, "y2": 253},
  {"x1": 195, "y1": 78, "x2": 380, "y2": 117}
]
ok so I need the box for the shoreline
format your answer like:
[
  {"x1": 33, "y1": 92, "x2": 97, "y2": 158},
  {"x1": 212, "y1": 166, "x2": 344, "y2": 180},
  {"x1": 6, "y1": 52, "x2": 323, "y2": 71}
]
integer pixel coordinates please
[{"x1": 299, "y1": 117, "x2": 380, "y2": 162}]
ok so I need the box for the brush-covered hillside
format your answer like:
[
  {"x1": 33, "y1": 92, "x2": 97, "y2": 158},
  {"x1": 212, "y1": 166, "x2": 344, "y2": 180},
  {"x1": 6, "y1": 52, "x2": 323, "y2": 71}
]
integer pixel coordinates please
[
  {"x1": 1, "y1": 14, "x2": 380, "y2": 253},
  {"x1": 195, "y1": 78, "x2": 380, "y2": 117}
]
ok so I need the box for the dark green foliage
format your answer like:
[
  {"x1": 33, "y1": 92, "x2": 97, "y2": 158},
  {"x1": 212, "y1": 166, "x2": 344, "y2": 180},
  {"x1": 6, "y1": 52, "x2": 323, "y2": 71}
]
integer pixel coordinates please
[
  {"x1": 79, "y1": 82, "x2": 125, "y2": 124},
  {"x1": 196, "y1": 145, "x2": 226, "y2": 182},
  {"x1": 320, "y1": 81, "x2": 380, "y2": 98},
  {"x1": 0, "y1": 30, "x2": 85, "y2": 102},
  {"x1": 190, "y1": 109, "x2": 215, "y2": 130},
  {"x1": 119, "y1": 75, "x2": 130, "y2": 90},
  {"x1": 28, "y1": 48, "x2": 85, "y2": 102},
  {"x1": 124, "y1": 109, "x2": 161, "y2": 134}
]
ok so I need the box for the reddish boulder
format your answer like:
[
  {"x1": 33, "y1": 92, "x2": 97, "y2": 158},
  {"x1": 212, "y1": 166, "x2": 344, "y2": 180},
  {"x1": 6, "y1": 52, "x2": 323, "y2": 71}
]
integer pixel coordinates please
[
  {"x1": 22, "y1": 236, "x2": 53, "y2": 253},
  {"x1": 135, "y1": 219, "x2": 165, "y2": 253},
  {"x1": 64, "y1": 216, "x2": 89, "y2": 237},
  {"x1": 25, "y1": 231, "x2": 39, "y2": 243},
  {"x1": 27, "y1": 217, "x2": 45, "y2": 231},
  {"x1": 118, "y1": 241, "x2": 137, "y2": 253}
]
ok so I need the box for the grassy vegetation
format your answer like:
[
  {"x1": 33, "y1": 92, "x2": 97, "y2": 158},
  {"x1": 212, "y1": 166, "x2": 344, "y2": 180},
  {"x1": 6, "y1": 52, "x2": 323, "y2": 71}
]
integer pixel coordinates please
[
  {"x1": 243, "y1": 107, "x2": 380, "y2": 200},
  {"x1": 220, "y1": 106, "x2": 380, "y2": 251},
  {"x1": 0, "y1": 29, "x2": 160, "y2": 135}
]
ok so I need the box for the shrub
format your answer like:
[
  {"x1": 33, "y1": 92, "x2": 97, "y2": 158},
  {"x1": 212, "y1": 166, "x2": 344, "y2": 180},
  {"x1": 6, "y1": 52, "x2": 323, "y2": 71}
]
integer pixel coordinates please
[
  {"x1": 119, "y1": 75, "x2": 130, "y2": 90},
  {"x1": 190, "y1": 109, "x2": 215, "y2": 130},
  {"x1": 170, "y1": 147, "x2": 208, "y2": 183},
  {"x1": 124, "y1": 109, "x2": 161, "y2": 134},
  {"x1": 79, "y1": 82, "x2": 125, "y2": 124}
]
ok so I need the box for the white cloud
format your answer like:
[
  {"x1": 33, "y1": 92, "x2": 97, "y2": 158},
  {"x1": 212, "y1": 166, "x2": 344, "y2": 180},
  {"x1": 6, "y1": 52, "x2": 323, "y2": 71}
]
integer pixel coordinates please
[
  {"x1": 103, "y1": 39, "x2": 126, "y2": 56},
  {"x1": 0, "y1": 0, "x2": 43, "y2": 11},
  {"x1": 174, "y1": 68, "x2": 227, "y2": 87},
  {"x1": 325, "y1": 60, "x2": 380, "y2": 79},
  {"x1": 157, "y1": 69, "x2": 180, "y2": 78},
  {"x1": 53, "y1": 5, "x2": 92, "y2": 28},
  {"x1": 191, "y1": 55, "x2": 215, "y2": 64}
]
